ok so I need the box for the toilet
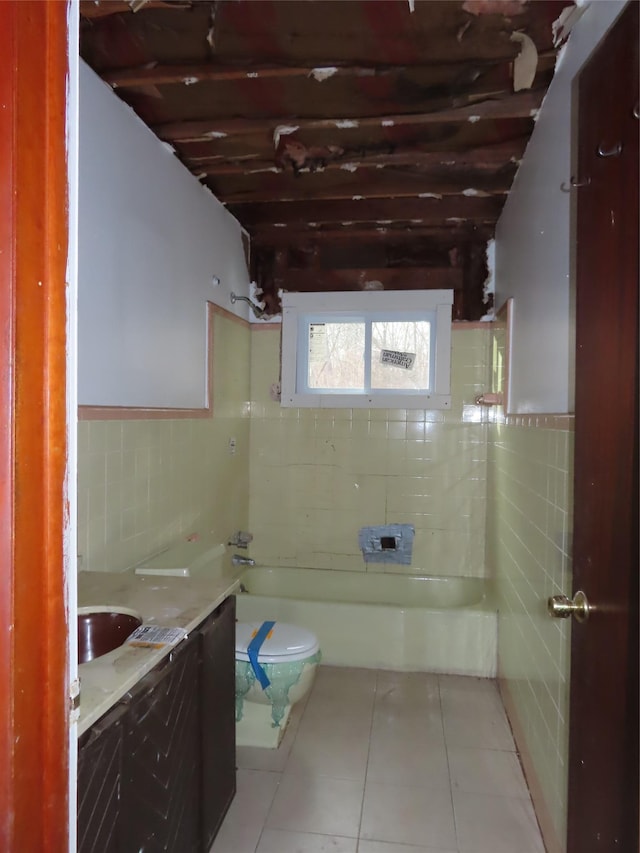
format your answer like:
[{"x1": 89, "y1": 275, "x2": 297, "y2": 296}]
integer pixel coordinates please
[{"x1": 235, "y1": 621, "x2": 321, "y2": 748}]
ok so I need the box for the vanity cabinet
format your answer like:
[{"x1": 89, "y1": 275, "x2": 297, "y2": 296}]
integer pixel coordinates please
[
  {"x1": 201, "y1": 595, "x2": 236, "y2": 849},
  {"x1": 77, "y1": 595, "x2": 236, "y2": 853},
  {"x1": 77, "y1": 702, "x2": 126, "y2": 853},
  {"x1": 122, "y1": 633, "x2": 201, "y2": 853}
]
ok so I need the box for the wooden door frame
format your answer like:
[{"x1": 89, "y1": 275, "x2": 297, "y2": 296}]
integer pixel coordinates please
[{"x1": 0, "y1": 2, "x2": 71, "y2": 850}]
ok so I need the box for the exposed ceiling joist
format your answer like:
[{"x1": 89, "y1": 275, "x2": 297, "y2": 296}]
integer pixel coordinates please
[
  {"x1": 102, "y1": 52, "x2": 555, "y2": 89},
  {"x1": 154, "y1": 90, "x2": 544, "y2": 142},
  {"x1": 79, "y1": 0, "x2": 570, "y2": 320},
  {"x1": 103, "y1": 60, "x2": 502, "y2": 88},
  {"x1": 208, "y1": 168, "x2": 513, "y2": 205},
  {"x1": 186, "y1": 138, "x2": 527, "y2": 175},
  {"x1": 275, "y1": 267, "x2": 464, "y2": 292},
  {"x1": 228, "y1": 195, "x2": 504, "y2": 228},
  {"x1": 250, "y1": 224, "x2": 495, "y2": 246}
]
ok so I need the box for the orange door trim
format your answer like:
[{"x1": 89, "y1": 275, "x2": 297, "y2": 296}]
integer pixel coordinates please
[{"x1": 0, "y1": 2, "x2": 70, "y2": 850}]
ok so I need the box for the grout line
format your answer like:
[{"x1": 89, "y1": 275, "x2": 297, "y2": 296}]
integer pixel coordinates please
[
  {"x1": 353, "y1": 668, "x2": 379, "y2": 848},
  {"x1": 439, "y1": 673, "x2": 462, "y2": 853}
]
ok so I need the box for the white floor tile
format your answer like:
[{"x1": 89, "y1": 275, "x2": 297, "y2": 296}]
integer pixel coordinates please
[
  {"x1": 375, "y1": 676, "x2": 441, "y2": 721},
  {"x1": 371, "y1": 705, "x2": 445, "y2": 742},
  {"x1": 286, "y1": 723, "x2": 371, "y2": 780},
  {"x1": 297, "y1": 706, "x2": 374, "y2": 740},
  {"x1": 302, "y1": 679, "x2": 376, "y2": 732},
  {"x1": 453, "y1": 790, "x2": 545, "y2": 853},
  {"x1": 256, "y1": 829, "x2": 358, "y2": 852},
  {"x1": 266, "y1": 773, "x2": 365, "y2": 838},
  {"x1": 360, "y1": 782, "x2": 457, "y2": 849},
  {"x1": 209, "y1": 818, "x2": 263, "y2": 853},
  {"x1": 439, "y1": 675, "x2": 501, "y2": 697},
  {"x1": 304, "y1": 690, "x2": 376, "y2": 722},
  {"x1": 223, "y1": 769, "x2": 282, "y2": 826},
  {"x1": 375, "y1": 670, "x2": 441, "y2": 707},
  {"x1": 314, "y1": 665, "x2": 378, "y2": 692},
  {"x1": 442, "y1": 708, "x2": 515, "y2": 751},
  {"x1": 448, "y1": 747, "x2": 530, "y2": 798},
  {"x1": 441, "y1": 683, "x2": 515, "y2": 751},
  {"x1": 236, "y1": 739, "x2": 294, "y2": 773},
  {"x1": 308, "y1": 668, "x2": 377, "y2": 715},
  {"x1": 366, "y1": 728, "x2": 450, "y2": 789},
  {"x1": 358, "y1": 842, "x2": 457, "y2": 853},
  {"x1": 438, "y1": 677, "x2": 505, "y2": 711}
]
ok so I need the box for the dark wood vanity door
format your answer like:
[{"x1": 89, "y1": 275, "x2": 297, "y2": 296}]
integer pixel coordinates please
[
  {"x1": 200, "y1": 595, "x2": 237, "y2": 850},
  {"x1": 121, "y1": 634, "x2": 201, "y2": 853},
  {"x1": 77, "y1": 702, "x2": 126, "y2": 853}
]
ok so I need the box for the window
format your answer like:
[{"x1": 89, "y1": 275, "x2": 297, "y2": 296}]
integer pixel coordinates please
[{"x1": 281, "y1": 290, "x2": 453, "y2": 408}]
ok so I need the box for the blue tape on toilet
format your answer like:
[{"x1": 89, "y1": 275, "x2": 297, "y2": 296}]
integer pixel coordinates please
[{"x1": 247, "y1": 621, "x2": 276, "y2": 689}]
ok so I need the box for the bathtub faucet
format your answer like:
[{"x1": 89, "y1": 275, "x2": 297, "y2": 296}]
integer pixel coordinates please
[
  {"x1": 228, "y1": 530, "x2": 253, "y2": 549},
  {"x1": 232, "y1": 554, "x2": 256, "y2": 567}
]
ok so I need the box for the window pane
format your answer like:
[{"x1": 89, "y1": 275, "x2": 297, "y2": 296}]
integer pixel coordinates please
[
  {"x1": 307, "y1": 321, "x2": 365, "y2": 390},
  {"x1": 371, "y1": 321, "x2": 431, "y2": 390}
]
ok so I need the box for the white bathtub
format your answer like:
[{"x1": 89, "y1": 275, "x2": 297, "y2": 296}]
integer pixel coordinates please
[{"x1": 236, "y1": 567, "x2": 497, "y2": 677}]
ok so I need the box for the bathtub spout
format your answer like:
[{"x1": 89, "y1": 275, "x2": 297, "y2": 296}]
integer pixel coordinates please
[{"x1": 232, "y1": 554, "x2": 256, "y2": 567}]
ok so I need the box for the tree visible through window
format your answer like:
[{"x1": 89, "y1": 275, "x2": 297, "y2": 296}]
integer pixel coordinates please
[
  {"x1": 308, "y1": 322, "x2": 365, "y2": 390},
  {"x1": 307, "y1": 320, "x2": 431, "y2": 392},
  {"x1": 281, "y1": 290, "x2": 452, "y2": 409}
]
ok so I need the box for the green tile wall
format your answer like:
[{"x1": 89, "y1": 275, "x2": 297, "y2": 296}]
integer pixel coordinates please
[
  {"x1": 248, "y1": 326, "x2": 491, "y2": 575},
  {"x1": 487, "y1": 328, "x2": 574, "y2": 847},
  {"x1": 77, "y1": 312, "x2": 251, "y2": 572}
]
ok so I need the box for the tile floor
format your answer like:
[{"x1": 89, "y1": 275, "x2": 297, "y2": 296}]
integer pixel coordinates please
[{"x1": 211, "y1": 667, "x2": 546, "y2": 853}]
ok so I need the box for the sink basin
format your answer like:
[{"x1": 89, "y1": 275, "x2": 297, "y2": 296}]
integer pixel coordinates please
[{"x1": 78, "y1": 606, "x2": 142, "y2": 664}]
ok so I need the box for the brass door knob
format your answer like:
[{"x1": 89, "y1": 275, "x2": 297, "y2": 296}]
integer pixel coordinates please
[{"x1": 547, "y1": 590, "x2": 593, "y2": 623}]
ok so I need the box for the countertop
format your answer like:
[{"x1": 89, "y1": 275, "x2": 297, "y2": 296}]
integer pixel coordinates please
[{"x1": 77, "y1": 557, "x2": 239, "y2": 736}]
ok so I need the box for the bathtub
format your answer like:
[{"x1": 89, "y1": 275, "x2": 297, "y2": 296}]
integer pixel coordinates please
[{"x1": 236, "y1": 567, "x2": 497, "y2": 677}]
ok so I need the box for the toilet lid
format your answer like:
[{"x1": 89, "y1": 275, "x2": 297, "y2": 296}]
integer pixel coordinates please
[{"x1": 236, "y1": 621, "x2": 320, "y2": 664}]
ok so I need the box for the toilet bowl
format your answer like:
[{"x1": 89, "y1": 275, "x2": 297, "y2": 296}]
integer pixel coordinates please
[{"x1": 235, "y1": 621, "x2": 321, "y2": 748}]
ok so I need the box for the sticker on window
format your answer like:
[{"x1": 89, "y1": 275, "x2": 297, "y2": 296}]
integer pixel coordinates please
[
  {"x1": 309, "y1": 323, "x2": 327, "y2": 363},
  {"x1": 380, "y1": 349, "x2": 416, "y2": 370}
]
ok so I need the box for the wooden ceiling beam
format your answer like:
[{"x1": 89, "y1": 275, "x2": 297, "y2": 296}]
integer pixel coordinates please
[
  {"x1": 212, "y1": 177, "x2": 511, "y2": 205},
  {"x1": 250, "y1": 224, "x2": 494, "y2": 246},
  {"x1": 102, "y1": 60, "x2": 498, "y2": 88},
  {"x1": 101, "y1": 51, "x2": 558, "y2": 89},
  {"x1": 208, "y1": 159, "x2": 517, "y2": 202},
  {"x1": 187, "y1": 138, "x2": 527, "y2": 175},
  {"x1": 229, "y1": 195, "x2": 504, "y2": 228},
  {"x1": 154, "y1": 90, "x2": 543, "y2": 142},
  {"x1": 277, "y1": 267, "x2": 464, "y2": 292}
]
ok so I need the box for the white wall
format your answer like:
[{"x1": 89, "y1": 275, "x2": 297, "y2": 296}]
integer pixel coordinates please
[
  {"x1": 78, "y1": 62, "x2": 251, "y2": 408},
  {"x1": 495, "y1": 1, "x2": 626, "y2": 414}
]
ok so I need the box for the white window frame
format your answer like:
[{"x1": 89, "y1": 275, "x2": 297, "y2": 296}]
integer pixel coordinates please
[{"x1": 280, "y1": 290, "x2": 453, "y2": 409}]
